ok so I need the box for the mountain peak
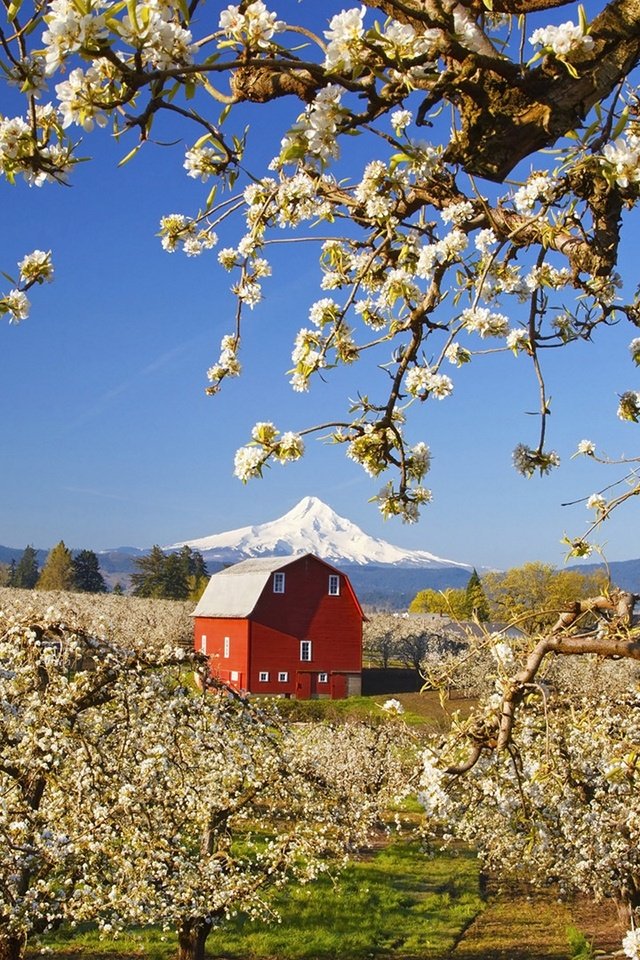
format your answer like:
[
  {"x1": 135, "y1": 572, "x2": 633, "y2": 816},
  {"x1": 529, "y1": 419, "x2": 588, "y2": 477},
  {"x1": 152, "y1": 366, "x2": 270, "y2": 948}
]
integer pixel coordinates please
[{"x1": 166, "y1": 497, "x2": 471, "y2": 570}]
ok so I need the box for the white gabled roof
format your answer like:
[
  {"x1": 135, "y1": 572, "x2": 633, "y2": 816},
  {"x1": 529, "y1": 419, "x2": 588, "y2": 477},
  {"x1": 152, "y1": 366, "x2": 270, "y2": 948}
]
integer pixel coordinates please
[{"x1": 192, "y1": 554, "x2": 308, "y2": 619}]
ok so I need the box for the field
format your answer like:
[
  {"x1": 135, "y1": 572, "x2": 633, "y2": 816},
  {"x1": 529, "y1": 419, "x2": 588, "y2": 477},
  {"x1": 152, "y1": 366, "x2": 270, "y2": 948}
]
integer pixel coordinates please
[
  {"x1": 19, "y1": 688, "x2": 624, "y2": 960},
  {"x1": 26, "y1": 835, "x2": 623, "y2": 960}
]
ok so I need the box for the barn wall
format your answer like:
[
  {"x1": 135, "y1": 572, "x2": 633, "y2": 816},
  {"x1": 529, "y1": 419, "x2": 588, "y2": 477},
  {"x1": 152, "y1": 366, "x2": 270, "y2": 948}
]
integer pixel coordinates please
[
  {"x1": 249, "y1": 555, "x2": 363, "y2": 698},
  {"x1": 194, "y1": 616, "x2": 250, "y2": 690}
]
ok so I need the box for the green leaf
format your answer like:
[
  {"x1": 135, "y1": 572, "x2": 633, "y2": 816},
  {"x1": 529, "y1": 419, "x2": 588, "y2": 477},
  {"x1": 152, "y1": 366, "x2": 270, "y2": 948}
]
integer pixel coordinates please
[
  {"x1": 611, "y1": 107, "x2": 630, "y2": 141},
  {"x1": 118, "y1": 143, "x2": 142, "y2": 167},
  {"x1": 6, "y1": 0, "x2": 23, "y2": 20},
  {"x1": 578, "y1": 4, "x2": 588, "y2": 34},
  {"x1": 205, "y1": 183, "x2": 217, "y2": 208},
  {"x1": 219, "y1": 103, "x2": 232, "y2": 125}
]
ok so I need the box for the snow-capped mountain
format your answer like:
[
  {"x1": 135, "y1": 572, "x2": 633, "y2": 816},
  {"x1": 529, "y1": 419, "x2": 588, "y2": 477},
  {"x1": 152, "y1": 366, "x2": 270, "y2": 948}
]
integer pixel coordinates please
[{"x1": 166, "y1": 496, "x2": 471, "y2": 569}]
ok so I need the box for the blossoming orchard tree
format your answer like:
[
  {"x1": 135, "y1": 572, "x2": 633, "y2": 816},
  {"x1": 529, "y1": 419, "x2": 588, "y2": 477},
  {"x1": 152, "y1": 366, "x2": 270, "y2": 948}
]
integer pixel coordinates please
[
  {"x1": 0, "y1": 598, "x2": 418, "y2": 960},
  {"x1": 1, "y1": 0, "x2": 640, "y2": 544},
  {"x1": 419, "y1": 587, "x2": 640, "y2": 957}
]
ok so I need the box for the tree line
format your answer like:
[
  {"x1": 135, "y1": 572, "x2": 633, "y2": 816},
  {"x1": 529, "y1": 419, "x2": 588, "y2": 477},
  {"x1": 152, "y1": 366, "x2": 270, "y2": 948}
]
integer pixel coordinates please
[
  {"x1": 408, "y1": 563, "x2": 608, "y2": 635},
  {"x1": 2, "y1": 543, "x2": 210, "y2": 601}
]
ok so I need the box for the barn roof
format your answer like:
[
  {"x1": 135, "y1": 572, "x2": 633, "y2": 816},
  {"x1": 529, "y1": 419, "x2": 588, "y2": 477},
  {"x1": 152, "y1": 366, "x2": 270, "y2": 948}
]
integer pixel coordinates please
[{"x1": 192, "y1": 554, "x2": 318, "y2": 619}]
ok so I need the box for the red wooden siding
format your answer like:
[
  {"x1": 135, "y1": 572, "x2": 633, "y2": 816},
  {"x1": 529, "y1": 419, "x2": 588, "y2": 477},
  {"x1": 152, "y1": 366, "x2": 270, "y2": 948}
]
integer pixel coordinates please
[
  {"x1": 194, "y1": 554, "x2": 363, "y2": 699},
  {"x1": 194, "y1": 616, "x2": 250, "y2": 690}
]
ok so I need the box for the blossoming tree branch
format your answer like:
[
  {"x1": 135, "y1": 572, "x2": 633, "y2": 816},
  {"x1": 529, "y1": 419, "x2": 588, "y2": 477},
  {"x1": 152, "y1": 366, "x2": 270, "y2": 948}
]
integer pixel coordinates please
[{"x1": 2, "y1": 0, "x2": 640, "y2": 539}]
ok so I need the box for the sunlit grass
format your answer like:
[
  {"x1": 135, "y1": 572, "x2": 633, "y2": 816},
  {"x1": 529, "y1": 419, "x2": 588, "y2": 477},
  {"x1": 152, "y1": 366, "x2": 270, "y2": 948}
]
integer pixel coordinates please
[{"x1": 31, "y1": 839, "x2": 483, "y2": 960}]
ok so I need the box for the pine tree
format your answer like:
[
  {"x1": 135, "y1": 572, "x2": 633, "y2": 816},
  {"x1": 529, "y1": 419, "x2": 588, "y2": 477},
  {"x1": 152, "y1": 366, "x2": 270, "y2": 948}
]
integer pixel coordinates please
[
  {"x1": 73, "y1": 549, "x2": 107, "y2": 593},
  {"x1": 36, "y1": 541, "x2": 75, "y2": 592},
  {"x1": 162, "y1": 553, "x2": 190, "y2": 600},
  {"x1": 13, "y1": 545, "x2": 39, "y2": 589},
  {"x1": 465, "y1": 569, "x2": 490, "y2": 622},
  {"x1": 131, "y1": 547, "x2": 197, "y2": 600},
  {"x1": 112, "y1": 582, "x2": 124, "y2": 595},
  {"x1": 131, "y1": 546, "x2": 168, "y2": 597},
  {"x1": 177, "y1": 546, "x2": 209, "y2": 602}
]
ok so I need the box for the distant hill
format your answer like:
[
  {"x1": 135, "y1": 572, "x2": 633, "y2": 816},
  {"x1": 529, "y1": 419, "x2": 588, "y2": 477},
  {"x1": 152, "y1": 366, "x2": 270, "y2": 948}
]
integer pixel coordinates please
[
  {"x1": 342, "y1": 564, "x2": 473, "y2": 610},
  {"x1": 567, "y1": 558, "x2": 640, "y2": 594}
]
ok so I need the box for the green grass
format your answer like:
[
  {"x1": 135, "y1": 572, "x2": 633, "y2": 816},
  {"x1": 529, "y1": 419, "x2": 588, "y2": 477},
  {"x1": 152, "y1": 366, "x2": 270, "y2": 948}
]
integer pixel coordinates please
[
  {"x1": 266, "y1": 691, "x2": 470, "y2": 730},
  {"x1": 30, "y1": 839, "x2": 483, "y2": 960}
]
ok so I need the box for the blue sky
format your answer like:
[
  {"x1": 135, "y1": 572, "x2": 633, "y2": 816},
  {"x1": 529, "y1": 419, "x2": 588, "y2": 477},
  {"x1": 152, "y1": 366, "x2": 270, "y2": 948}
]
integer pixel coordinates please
[{"x1": 1, "y1": 1, "x2": 638, "y2": 570}]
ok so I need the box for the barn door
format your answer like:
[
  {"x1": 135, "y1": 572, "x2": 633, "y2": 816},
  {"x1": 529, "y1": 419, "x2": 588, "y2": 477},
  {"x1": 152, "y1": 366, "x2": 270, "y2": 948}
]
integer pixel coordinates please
[{"x1": 295, "y1": 672, "x2": 311, "y2": 700}]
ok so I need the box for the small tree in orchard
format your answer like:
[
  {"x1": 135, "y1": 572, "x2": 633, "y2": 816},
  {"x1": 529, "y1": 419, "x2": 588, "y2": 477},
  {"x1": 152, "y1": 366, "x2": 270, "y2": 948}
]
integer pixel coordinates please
[
  {"x1": 363, "y1": 612, "x2": 403, "y2": 668},
  {"x1": 36, "y1": 540, "x2": 74, "y2": 591},
  {"x1": 422, "y1": 585, "x2": 640, "y2": 955}
]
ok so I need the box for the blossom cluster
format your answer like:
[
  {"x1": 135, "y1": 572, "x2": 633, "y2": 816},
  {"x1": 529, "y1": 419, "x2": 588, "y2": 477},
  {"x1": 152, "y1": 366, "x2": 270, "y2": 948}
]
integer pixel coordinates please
[
  {"x1": 219, "y1": 2, "x2": 284, "y2": 49},
  {"x1": 158, "y1": 213, "x2": 218, "y2": 257},
  {"x1": 234, "y1": 421, "x2": 304, "y2": 482},
  {"x1": 529, "y1": 20, "x2": 594, "y2": 61}
]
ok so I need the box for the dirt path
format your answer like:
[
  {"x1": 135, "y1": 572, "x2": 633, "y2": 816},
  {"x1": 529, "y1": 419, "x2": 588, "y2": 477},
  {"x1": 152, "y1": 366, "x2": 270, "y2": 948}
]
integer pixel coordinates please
[{"x1": 449, "y1": 879, "x2": 626, "y2": 960}]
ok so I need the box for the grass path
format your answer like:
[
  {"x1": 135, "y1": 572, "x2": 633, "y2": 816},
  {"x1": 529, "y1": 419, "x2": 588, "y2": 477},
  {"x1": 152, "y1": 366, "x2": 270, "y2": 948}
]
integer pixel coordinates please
[{"x1": 449, "y1": 880, "x2": 625, "y2": 960}]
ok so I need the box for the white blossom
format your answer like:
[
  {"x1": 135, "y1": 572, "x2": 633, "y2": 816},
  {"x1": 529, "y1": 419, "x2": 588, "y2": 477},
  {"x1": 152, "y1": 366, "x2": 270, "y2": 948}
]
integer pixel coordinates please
[
  {"x1": 576, "y1": 439, "x2": 596, "y2": 456},
  {"x1": 529, "y1": 20, "x2": 594, "y2": 59}
]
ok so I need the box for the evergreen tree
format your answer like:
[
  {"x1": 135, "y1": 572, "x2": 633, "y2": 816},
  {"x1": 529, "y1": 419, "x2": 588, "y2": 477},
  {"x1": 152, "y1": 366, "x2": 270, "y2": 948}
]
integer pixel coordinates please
[
  {"x1": 131, "y1": 546, "x2": 199, "y2": 600},
  {"x1": 162, "y1": 552, "x2": 190, "y2": 600},
  {"x1": 112, "y1": 582, "x2": 124, "y2": 595},
  {"x1": 465, "y1": 569, "x2": 490, "y2": 622},
  {"x1": 36, "y1": 541, "x2": 75, "y2": 592},
  {"x1": 130, "y1": 546, "x2": 168, "y2": 598},
  {"x1": 13, "y1": 545, "x2": 39, "y2": 589},
  {"x1": 178, "y1": 546, "x2": 209, "y2": 602},
  {"x1": 73, "y1": 549, "x2": 107, "y2": 593},
  {"x1": 6, "y1": 559, "x2": 16, "y2": 587}
]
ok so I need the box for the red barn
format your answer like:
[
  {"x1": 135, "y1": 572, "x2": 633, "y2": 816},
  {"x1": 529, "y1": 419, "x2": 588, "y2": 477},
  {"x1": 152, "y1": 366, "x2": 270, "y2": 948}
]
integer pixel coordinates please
[{"x1": 192, "y1": 553, "x2": 364, "y2": 699}]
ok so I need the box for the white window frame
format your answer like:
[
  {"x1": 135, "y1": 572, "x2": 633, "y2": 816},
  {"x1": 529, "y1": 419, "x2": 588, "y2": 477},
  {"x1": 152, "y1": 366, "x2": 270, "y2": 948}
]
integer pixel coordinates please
[
  {"x1": 223, "y1": 636, "x2": 230, "y2": 658},
  {"x1": 259, "y1": 671, "x2": 269, "y2": 682},
  {"x1": 273, "y1": 572, "x2": 286, "y2": 594},
  {"x1": 278, "y1": 671, "x2": 289, "y2": 683},
  {"x1": 230, "y1": 670, "x2": 239, "y2": 682},
  {"x1": 318, "y1": 672, "x2": 329, "y2": 684},
  {"x1": 328, "y1": 574, "x2": 340, "y2": 596},
  {"x1": 200, "y1": 634, "x2": 207, "y2": 654},
  {"x1": 300, "y1": 640, "x2": 312, "y2": 662}
]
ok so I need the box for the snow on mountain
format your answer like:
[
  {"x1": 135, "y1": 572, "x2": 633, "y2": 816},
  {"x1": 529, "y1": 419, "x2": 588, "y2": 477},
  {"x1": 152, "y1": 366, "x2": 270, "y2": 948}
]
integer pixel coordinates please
[{"x1": 166, "y1": 496, "x2": 471, "y2": 569}]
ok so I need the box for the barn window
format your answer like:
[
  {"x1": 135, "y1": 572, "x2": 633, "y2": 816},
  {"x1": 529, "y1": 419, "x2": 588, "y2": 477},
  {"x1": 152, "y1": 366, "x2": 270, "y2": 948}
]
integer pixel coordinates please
[
  {"x1": 223, "y1": 636, "x2": 230, "y2": 658},
  {"x1": 278, "y1": 671, "x2": 288, "y2": 682},
  {"x1": 231, "y1": 671, "x2": 239, "y2": 682},
  {"x1": 200, "y1": 635, "x2": 207, "y2": 654},
  {"x1": 318, "y1": 673, "x2": 328, "y2": 683},
  {"x1": 328, "y1": 575, "x2": 340, "y2": 596},
  {"x1": 273, "y1": 572, "x2": 286, "y2": 593},
  {"x1": 300, "y1": 640, "x2": 312, "y2": 662},
  {"x1": 259, "y1": 671, "x2": 269, "y2": 682}
]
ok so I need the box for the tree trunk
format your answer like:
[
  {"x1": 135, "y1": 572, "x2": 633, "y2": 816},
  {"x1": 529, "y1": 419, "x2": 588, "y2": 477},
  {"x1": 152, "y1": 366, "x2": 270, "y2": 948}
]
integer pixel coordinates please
[
  {"x1": 0, "y1": 932, "x2": 26, "y2": 960},
  {"x1": 176, "y1": 918, "x2": 210, "y2": 960}
]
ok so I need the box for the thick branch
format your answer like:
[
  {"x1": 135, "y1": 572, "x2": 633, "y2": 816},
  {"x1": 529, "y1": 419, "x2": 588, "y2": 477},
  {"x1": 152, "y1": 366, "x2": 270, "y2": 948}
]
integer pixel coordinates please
[
  {"x1": 446, "y1": 590, "x2": 640, "y2": 774},
  {"x1": 443, "y1": 0, "x2": 640, "y2": 179}
]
